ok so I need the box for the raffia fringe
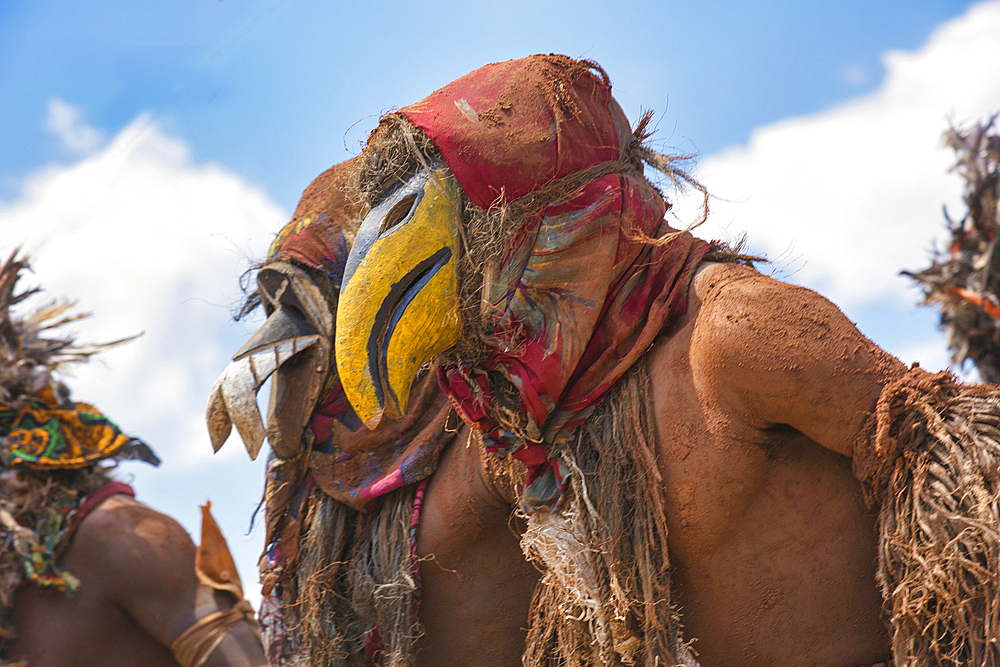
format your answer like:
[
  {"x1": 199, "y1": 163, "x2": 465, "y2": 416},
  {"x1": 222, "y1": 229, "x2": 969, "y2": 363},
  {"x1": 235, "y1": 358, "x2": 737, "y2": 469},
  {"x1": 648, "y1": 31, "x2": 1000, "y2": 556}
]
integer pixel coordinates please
[
  {"x1": 290, "y1": 485, "x2": 420, "y2": 667},
  {"x1": 521, "y1": 480, "x2": 698, "y2": 667},
  {"x1": 854, "y1": 366, "x2": 1000, "y2": 667},
  {"x1": 520, "y1": 360, "x2": 698, "y2": 667}
]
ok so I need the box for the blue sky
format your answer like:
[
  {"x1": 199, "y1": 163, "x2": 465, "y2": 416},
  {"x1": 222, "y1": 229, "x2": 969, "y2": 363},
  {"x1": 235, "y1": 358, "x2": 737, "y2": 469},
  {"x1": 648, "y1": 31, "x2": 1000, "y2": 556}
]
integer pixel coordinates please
[
  {"x1": 1, "y1": 0, "x2": 998, "y2": 605},
  {"x1": 1, "y1": 0, "x2": 981, "y2": 207}
]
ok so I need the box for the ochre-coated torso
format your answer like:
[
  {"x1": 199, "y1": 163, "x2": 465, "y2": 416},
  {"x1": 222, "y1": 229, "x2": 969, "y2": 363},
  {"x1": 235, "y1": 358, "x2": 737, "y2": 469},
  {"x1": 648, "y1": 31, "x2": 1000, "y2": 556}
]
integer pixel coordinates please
[
  {"x1": 13, "y1": 558, "x2": 184, "y2": 667},
  {"x1": 648, "y1": 263, "x2": 893, "y2": 666},
  {"x1": 653, "y1": 429, "x2": 887, "y2": 666},
  {"x1": 11, "y1": 495, "x2": 265, "y2": 667},
  {"x1": 12, "y1": 496, "x2": 188, "y2": 667},
  {"x1": 415, "y1": 261, "x2": 904, "y2": 667},
  {"x1": 415, "y1": 425, "x2": 539, "y2": 667}
]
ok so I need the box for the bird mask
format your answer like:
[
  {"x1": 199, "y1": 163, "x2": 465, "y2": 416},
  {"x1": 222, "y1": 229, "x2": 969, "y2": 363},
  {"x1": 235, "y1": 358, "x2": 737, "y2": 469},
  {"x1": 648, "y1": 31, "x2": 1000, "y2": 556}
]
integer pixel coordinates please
[{"x1": 336, "y1": 55, "x2": 711, "y2": 510}]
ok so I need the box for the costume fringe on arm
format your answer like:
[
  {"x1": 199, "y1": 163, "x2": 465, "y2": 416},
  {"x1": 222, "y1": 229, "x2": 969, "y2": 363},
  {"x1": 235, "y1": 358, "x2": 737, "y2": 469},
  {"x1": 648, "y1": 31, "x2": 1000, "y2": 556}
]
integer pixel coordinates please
[{"x1": 854, "y1": 366, "x2": 1000, "y2": 666}]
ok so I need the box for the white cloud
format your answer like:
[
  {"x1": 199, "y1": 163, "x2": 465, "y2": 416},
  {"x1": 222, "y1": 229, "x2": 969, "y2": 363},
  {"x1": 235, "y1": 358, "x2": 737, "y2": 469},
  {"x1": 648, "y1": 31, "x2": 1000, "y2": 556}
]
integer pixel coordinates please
[
  {"x1": 1, "y1": 105, "x2": 285, "y2": 465},
  {"x1": 676, "y1": 0, "x2": 1000, "y2": 369},
  {"x1": 44, "y1": 98, "x2": 105, "y2": 156},
  {"x1": 0, "y1": 103, "x2": 286, "y2": 600}
]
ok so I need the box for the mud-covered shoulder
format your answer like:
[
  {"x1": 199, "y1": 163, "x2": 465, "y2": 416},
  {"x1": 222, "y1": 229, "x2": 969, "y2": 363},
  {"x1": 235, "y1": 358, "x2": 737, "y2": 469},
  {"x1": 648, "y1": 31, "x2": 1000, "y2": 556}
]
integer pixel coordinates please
[
  {"x1": 687, "y1": 262, "x2": 904, "y2": 457},
  {"x1": 70, "y1": 496, "x2": 199, "y2": 614},
  {"x1": 690, "y1": 260, "x2": 764, "y2": 305},
  {"x1": 75, "y1": 496, "x2": 196, "y2": 562}
]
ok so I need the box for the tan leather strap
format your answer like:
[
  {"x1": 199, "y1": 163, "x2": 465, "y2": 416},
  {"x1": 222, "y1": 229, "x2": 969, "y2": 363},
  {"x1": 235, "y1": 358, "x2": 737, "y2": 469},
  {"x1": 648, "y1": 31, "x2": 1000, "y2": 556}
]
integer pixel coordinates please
[
  {"x1": 170, "y1": 502, "x2": 262, "y2": 667},
  {"x1": 169, "y1": 599, "x2": 257, "y2": 667}
]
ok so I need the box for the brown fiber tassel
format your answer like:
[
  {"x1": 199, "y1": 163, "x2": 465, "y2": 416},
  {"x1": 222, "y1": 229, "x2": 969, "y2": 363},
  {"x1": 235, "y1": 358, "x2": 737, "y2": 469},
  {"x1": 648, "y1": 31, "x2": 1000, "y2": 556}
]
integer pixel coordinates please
[
  {"x1": 854, "y1": 365, "x2": 1000, "y2": 666},
  {"x1": 521, "y1": 358, "x2": 697, "y2": 667}
]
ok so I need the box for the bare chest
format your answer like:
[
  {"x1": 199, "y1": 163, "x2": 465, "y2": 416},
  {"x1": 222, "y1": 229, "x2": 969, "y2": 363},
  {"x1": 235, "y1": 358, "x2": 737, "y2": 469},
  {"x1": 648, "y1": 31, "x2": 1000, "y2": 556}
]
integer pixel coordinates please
[{"x1": 645, "y1": 322, "x2": 888, "y2": 666}]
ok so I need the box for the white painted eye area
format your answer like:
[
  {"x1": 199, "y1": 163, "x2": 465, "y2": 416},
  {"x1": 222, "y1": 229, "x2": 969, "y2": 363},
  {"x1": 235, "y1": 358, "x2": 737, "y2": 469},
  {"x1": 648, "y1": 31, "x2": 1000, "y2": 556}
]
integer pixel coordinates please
[
  {"x1": 342, "y1": 166, "x2": 435, "y2": 286},
  {"x1": 380, "y1": 192, "x2": 417, "y2": 234}
]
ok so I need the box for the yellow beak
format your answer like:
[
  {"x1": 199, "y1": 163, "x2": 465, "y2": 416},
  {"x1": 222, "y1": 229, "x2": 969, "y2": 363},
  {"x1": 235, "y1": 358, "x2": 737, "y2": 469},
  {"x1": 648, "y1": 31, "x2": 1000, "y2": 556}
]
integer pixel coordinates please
[{"x1": 336, "y1": 166, "x2": 462, "y2": 428}]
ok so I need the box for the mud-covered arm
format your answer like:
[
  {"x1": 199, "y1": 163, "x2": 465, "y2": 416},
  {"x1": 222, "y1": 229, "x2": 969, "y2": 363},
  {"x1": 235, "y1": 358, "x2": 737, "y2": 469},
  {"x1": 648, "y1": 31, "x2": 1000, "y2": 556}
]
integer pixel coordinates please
[
  {"x1": 72, "y1": 496, "x2": 267, "y2": 667},
  {"x1": 688, "y1": 262, "x2": 906, "y2": 457}
]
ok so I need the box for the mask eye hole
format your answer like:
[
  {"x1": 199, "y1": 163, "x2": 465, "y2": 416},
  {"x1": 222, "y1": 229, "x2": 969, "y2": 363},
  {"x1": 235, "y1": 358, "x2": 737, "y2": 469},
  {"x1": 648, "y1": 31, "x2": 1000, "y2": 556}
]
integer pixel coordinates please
[
  {"x1": 257, "y1": 270, "x2": 306, "y2": 320},
  {"x1": 380, "y1": 193, "x2": 417, "y2": 234},
  {"x1": 261, "y1": 295, "x2": 275, "y2": 317}
]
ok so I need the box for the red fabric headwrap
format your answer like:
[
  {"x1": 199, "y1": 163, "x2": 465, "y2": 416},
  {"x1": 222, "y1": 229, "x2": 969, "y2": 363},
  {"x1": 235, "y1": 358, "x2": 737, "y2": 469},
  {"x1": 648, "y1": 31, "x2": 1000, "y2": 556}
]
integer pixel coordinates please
[
  {"x1": 266, "y1": 157, "x2": 361, "y2": 285},
  {"x1": 402, "y1": 56, "x2": 631, "y2": 208},
  {"x1": 398, "y1": 55, "x2": 711, "y2": 511}
]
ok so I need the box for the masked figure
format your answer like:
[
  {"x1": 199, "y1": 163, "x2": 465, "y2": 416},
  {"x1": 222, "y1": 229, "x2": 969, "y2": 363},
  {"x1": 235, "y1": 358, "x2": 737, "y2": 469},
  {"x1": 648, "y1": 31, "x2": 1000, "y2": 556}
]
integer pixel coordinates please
[
  {"x1": 330, "y1": 55, "x2": 1000, "y2": 667},
  {"x1": 0, "y1": 253, "x2": 266, "y2": 667},
  {"x1": 210, "y1": 161, "x2": 539, "y2": 666}
]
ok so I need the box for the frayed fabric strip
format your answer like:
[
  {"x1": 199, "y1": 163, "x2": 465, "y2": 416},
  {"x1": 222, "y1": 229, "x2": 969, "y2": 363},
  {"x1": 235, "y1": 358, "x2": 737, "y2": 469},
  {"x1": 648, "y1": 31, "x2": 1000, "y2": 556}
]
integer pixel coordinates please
[{"x1": 854, "y1": 366, "x2": 1000, "y2": 667}]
